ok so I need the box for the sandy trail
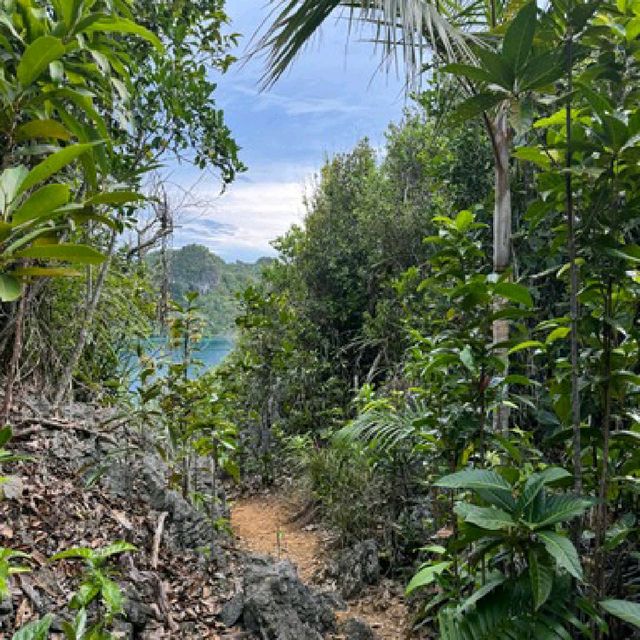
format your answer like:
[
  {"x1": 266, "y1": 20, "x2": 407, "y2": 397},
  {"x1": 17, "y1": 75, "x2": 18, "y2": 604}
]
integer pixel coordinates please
[{"x1": 231, "y1": 492, "x2": 411, "y2": 639}]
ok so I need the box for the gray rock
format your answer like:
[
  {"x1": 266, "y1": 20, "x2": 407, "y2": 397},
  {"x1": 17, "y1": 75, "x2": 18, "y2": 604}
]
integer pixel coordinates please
[
  {"x1": 233, "y1": 555, "x2": 336, "y2": 639},
  {"x1": 326, "y1": 540, "x2": 380, "y2": 599},
  {"x1": 220, "y1": 593, "x2": 245, "y2": 627},
  {"x1": 112, "y1": 620, "x2": 135, "y2": 639},
  {"x1": 314, "y1": 589, "x2": 347, "y2": 611},
  {"x1": 339, "y1": 617, "x2": 376, "y2": 640},
  {"x1": 2, "y1": 475, "x2": 24, "y2": 500},
  {"x1": 122, "y1": 583, "x2": 155, "y2": 630}
]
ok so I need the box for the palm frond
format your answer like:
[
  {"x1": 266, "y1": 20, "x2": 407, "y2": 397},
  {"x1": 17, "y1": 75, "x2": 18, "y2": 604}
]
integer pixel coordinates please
[
  {"x1": 334, "y1": 400, "x2": 430, "y2": 453},
  {"x1": 252, "y1": 0, "x2": 484, "y2": 88}
]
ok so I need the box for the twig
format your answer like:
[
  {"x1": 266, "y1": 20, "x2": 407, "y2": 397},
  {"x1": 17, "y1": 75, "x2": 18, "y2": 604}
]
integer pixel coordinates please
[{"x1": 151, "y1": 511, "x2": 168, "y2": 569}]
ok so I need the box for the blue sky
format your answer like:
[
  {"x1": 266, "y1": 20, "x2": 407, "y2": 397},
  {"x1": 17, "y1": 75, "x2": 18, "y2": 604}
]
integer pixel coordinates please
[{"x1": 170, "y1": 0, "x2": 408, "y2": 263}]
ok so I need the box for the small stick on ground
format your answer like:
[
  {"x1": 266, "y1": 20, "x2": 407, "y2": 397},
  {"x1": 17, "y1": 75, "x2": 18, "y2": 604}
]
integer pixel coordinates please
[{"x1": 151, "y1": 511, "x2": 168, "y2": 569}]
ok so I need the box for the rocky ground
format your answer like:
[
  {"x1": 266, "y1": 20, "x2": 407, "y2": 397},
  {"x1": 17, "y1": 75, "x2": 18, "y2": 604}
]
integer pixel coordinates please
[{"x1": 0, "y1": 399, "x2": 412, "y2": 639}]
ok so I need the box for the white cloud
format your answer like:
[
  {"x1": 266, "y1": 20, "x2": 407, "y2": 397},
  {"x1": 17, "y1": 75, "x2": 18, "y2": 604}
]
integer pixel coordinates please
[{"x1": 172, "y1": 176, "x2": 311, "y2": 262}]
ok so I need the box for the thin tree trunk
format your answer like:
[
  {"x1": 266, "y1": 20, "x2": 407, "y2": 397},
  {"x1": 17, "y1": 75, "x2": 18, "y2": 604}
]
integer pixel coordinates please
[
  {"x1": 51, "y1": 230, "x2": 117, "y2": 409},
  {"x1": 595, "y1": 278, "x2": 613, "y2": 600},
  {"x1": 210, "y1": 450, "x2": 217, "y2": 560},
  {"x1": 492, "y1": 104, "x2": 512, "y2": 433},
  {"x1": 1, "y1": 290, "x2": 29, "y2": 424},
  {"x1": 565, "y1": 24, "x2": 583, "y2": 501}
]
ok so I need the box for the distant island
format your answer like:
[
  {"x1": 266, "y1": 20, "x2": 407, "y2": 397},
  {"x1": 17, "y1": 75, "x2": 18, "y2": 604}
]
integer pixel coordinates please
[{"x1": 146, "y1": 244, "x2": 271, "y2": 335}]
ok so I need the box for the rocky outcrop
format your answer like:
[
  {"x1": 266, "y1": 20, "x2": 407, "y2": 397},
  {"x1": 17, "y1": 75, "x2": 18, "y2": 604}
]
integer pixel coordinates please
[
  {"x1": 220, "y1": 555, "x2": 336, "y2": 639},
  {"x1": 325, "y1": 540, "x2": 380, "y2": 599},
  {"x1": 339, "y1": 616, "x2": 376, "y2": 640}
]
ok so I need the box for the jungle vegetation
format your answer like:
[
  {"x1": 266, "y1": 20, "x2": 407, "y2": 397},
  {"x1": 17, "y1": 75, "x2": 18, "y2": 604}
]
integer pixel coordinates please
[{"x1": 0, "y1": 0, "x2": 638, "y2": 638}]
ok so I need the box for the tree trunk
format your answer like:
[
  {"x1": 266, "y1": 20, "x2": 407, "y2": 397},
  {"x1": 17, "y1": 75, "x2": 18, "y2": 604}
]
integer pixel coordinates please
[
  {"x1": 492, "y1": 104, "x2": 512, "y2": 433},
  {"x1": 565, "y1": 24, "x2": 583, "y2": 501},
  {"x1": 51, "y1": 230, "x2": 117, "y2": 409},
  {"x1": 1, "y1": 290, "x2": 29, "y2": 424},
  {"x1": 595, "y1": 278, "x2": 613, "y2": 600}
]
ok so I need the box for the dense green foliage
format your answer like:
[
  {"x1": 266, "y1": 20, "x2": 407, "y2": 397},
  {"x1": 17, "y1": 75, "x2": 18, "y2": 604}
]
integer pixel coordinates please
[
  {"x1": 2, "y1": 0, "x2": 640, "y2": 637},
  {"x1": 219, "y1": 1, "x2": 640, "y2": 635},
  {"x1": 146, "y1": 244, "x2": 267, "y2": 335}
]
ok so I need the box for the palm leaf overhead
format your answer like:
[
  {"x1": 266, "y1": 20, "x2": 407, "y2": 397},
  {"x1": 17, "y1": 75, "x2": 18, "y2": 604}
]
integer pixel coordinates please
[{"x1": 253, "y1": 0, "x2": 485, "y2": 87}]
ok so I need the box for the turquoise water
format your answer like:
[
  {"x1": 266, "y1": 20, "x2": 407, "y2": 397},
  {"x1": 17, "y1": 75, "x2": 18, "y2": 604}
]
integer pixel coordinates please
[{"x1": 124, "y1": 335, "x2": 235, "y2": 386}]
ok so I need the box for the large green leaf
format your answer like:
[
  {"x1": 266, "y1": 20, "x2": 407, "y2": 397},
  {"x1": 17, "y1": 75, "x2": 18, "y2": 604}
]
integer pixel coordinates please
[
  {"x1": 442, "y1": 63, "x2": 494, "y2": 84},
  {"x1": 529, "y1": 549, "x2": 553, "y2": 610},
  {"x1": 17, "y1": 36, "x2": 65, "y2": 86},
  {"x1": 520, "y1": 51, "x2": 564, "y2": 90},
  {"x1": 475, "y1": 48, "x2": 514, "y2": 90},
  {"x1": 12, "y1": 266, "x2": 82, "y2": 278},
  {"x1": 436, "y1": 469, "x2": 512, "y2": 492},
  {"x1": 0, "y1": 167, "x2": 29, "y2": 211},
  {"x1": 455, "y1": 503, "x2": 515, "y2": 530},
  {"x1": 0, "y1": 274, "x2": 22, "y2": 302},
  {"x1": 517, "y1": 474, "x2": 546, "y2": 514},
  {"x1": 600, "y1": 599, "x2": 640, "y2": 628},
  {"x1": 15, "y1": 120, "x2": 72, "y2": 142},
  {"x1": 450, "y1": 93, "x2": 504, "y2": 124},
  {"x1": 82, "y1": 17, "x2": 163, "y2": 51},
  {"x1": 494, "y1": 282, "x2": 534, "y2": 307},
  {"x1": 531, "y1": 495, "x2": 591, "y2": 529},
  {"x1": 11, "y1": 614, "x2": 53, "y2": 640},
  {"x1": 503, "y1": 2, "x2": 537, "y2": 73},
  {"x1": 14, "y1": 243, "x2": 105, "y2": 265},
  {"x1": 538, "y1": 531, "x2": 582, "y2": 580},
  {"x1": 406, "y1": 561, "x2": 451, "y2": 595},
  {"x1": 18, "y1": 144, "x2": 97, "y2": 195},
  {"x1": 12, "y1": 184, "x2": 70, "y2": 224}
]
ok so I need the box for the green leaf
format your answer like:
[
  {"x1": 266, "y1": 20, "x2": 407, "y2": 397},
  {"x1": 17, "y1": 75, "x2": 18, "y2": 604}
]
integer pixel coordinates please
[
  {"x1": 529, "y1": 549, "x2": 553, "y2": 610},
  {"x1": 18, "y1": 144, "x2": 98, "y2": 195},
  {"x1": 97, "y1": 541, "x2": 136, "y2": 559},
  {"x1": 405, "y1": 561, "x2": 451, "y2": 595},
  {"x1": 503, "y1": 2, "x2": 537, "y2": 72},
  {"x1": 476, "y1": 48, "x2": 514, "y2": 90},
  {"x1": 86, "y1": 190, "x2": 143, "y2": 206},
  {"x1": 100, "y1": 577, "x2": 124, "y2": 615},
  {"x1": 531, "y1": 495, "x2": 592, "y2": 529},
  {"x1": 450, "y1": 93, "x2": 504, "y2": 124},
  {"x1": 600, "y1": 599, "x2": 640, "y2": 628},
  {"x1": 539, "y1": 467, "x2": 572, "y2": 485},
  {"x1": 476, "y1": 488, "x2": 517, "y2": 511},
  {"x1": 508, "y1": 340, "x2": 545, "y2": 355},
  {"x1": 546, "y1": 326, "x2": 571, "y2": 344},
  {"x1": 0, "y1": 275, "x2": 22, "y2": 302},
  {"x1": 538, "y1": 531, "x2": 583, "y2": 580},
  {"x1": 82, "y1": 17, "x2": 163, "y2": 51},
  {"x1": 513, "y1": 146, "x2": 551, "y2": 169},
  {"x1": 0, "y1": 167, "x2": 29, "y2": 210},
  {"x1": 520, "y1": 51, "x2": 564, "y2": 90},
  {"x1": 494, "y1": 282, "x2": 533, "y2": 307},
  {"x1": 435, "y1": 469, "x2": 512, "y2": 492},
  {"x1": 455, "y1": 503, "x2": 515, "y2": 530},
  {"x1": 457, "y1": 575, "x2": 506, "y2": 612},
  {"x1": 15, "y1": 243, "x2": 105, "y2": 265},
  {"x1": 17, "y1": 36, "x2": 65, "y2": 87},
  {"x1": 12, "y1": 266, "x2": 82, "y2": 278},
  {"x1": 442, "y1": 63, "x2": 494, "y2": 84},
  {"x1": 0, "y1": 426, "x2": 11, "y2": 447},
  {"x1": 11, "y1": 614, "x2": 53, "y2": 640},
  {"x1": 12, "y1": 184, "x2": 70, "y2": 224},
  {"x1": 15, "y1": 120, "x2": 72, "y2": 142},
  {"x1": 517, "y1": 474, "x2": 545, "y2": 513},
  {"x1": 50, "y1": 547, "x2": 94, "y2": 561}
]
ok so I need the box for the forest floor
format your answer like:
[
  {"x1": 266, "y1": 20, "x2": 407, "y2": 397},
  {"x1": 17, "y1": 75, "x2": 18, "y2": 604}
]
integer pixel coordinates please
[{"x1": 231, "y1": 492, "x2": 412, "y2": 639}]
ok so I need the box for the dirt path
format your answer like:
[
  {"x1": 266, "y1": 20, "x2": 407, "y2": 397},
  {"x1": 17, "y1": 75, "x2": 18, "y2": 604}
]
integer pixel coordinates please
[{"x1": 231, "y1": 492, "x2": 411, "y2": 639}]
